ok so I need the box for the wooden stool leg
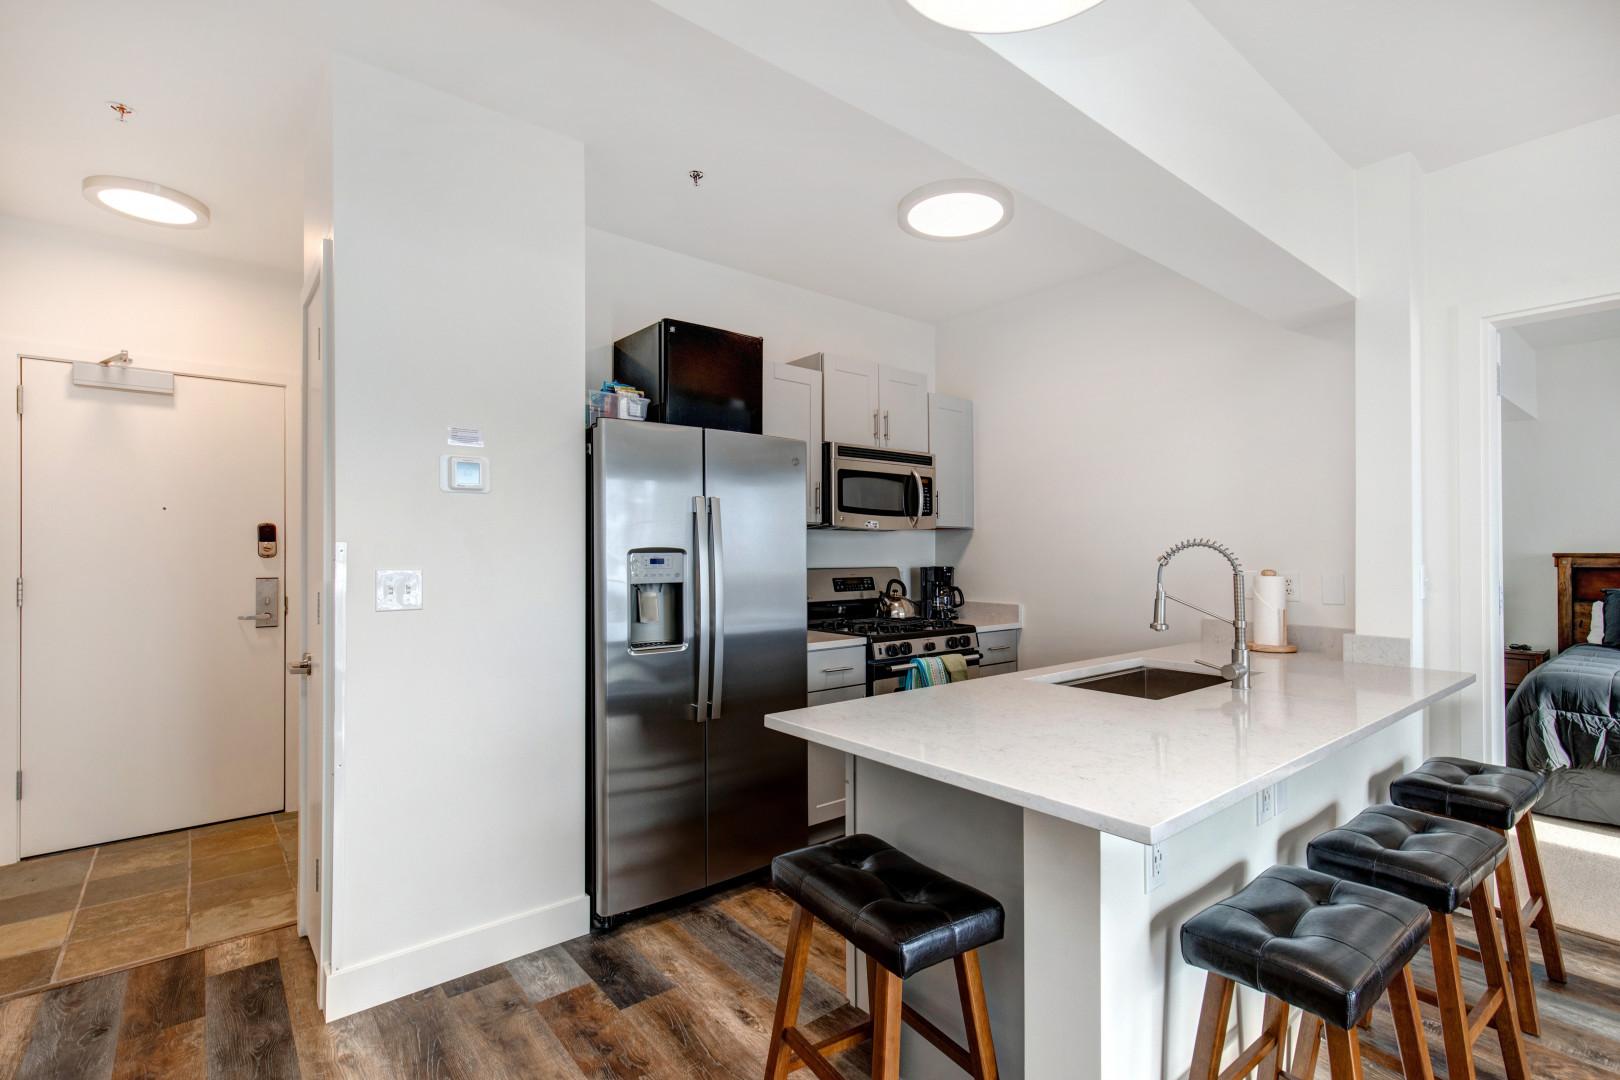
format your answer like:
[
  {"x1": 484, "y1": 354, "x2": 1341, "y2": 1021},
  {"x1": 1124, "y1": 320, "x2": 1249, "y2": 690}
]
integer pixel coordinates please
[
  {"x1": 1189, "y1": 973, "x2": 1235, "y2": 1080},
  {"x1": 1471, "y1": 883, "x2": 1530, "y2": 1080},
  {"x1": 1517, "y1": 813, "x2": 1567, "y2": 983},
  {"x1": 1292, "y1": 1015, "x2": 1324, "y2": 1080},
  {"x1": 1257, "y1": 997, "x2": 1290, "y2": 1080},
  {"x1": 1492, "y1": 847, "x2": 1541, "y2": 1036},
  {"x1": 1429, "y1": 913, "x2": 1478, "y2": 1080},
  {"x1": 870, "y1": 963, "x2": 904, "y2": 1080},
  {"x1": 1325, "y1": 1025, "x2": 1365, "y2": 1080},
  {"x1": 953, "y1": 950, "x2": 999, "y2": 1080},
  {"x1": 1385, "y1": 966, "x2": 1435, "y2": 1080},
  {"x1": 764, "y1": 906, "x2": 814, "y2": 1080}
]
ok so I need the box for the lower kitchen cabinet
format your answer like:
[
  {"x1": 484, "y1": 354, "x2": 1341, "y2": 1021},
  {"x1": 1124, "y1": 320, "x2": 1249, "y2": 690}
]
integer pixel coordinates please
[
  {"x1": 975, "y1": 661, "x2": 1017, "y2": 679},
  {"x1": 976, "y1": 628, "x2": 1019, "y2": 671},
  {"x1": 806, "y1": 684, "x2": 863, "y2": 825}
]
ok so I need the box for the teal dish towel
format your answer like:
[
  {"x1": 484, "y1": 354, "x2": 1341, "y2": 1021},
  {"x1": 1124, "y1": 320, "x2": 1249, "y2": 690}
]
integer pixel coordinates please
[{"x1": 904, "y1": 656, "x2": 949, "y2": 690}]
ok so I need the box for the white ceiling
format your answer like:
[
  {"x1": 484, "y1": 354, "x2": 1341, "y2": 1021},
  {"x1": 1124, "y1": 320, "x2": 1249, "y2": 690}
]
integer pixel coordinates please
[
  {"x1": 1189, "y1": 0, "x2": 1620, "y2": 170},
  {"x1": 0, "y1": 0, "x2": 1134, "y2": 322}
]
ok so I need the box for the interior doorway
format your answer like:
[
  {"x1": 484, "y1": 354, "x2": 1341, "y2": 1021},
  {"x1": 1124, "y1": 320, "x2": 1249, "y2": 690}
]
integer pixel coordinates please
[
  {"x1": 17, "y1": 355, "x2": 288, "y2": 856},
  {"x1": 1472, "y1": 296, "x2": 1620, "y2": 940}
]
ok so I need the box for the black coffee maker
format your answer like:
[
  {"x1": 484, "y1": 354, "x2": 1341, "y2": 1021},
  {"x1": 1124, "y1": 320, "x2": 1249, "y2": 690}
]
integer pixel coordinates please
[{"x1": 919, "y1": 566, "x2": 966, "y2": 620}]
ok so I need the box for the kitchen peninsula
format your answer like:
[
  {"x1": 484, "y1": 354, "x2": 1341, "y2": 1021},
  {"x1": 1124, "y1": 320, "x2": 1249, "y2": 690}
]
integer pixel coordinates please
[{"x1": 765, "y1": 641, "x2": 1473, "y2": 1080}]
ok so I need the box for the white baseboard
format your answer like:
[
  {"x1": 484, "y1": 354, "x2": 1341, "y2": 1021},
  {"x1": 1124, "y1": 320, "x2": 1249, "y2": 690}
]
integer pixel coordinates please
[{"x1": 321, "y1": 892, "x2": 590, "y2": 1021}]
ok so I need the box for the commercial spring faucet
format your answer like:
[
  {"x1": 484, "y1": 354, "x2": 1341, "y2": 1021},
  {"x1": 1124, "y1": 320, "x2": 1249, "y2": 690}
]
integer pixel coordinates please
[{"x1": 1150, "y1": 538, "x2": 1250, "y2": 691}]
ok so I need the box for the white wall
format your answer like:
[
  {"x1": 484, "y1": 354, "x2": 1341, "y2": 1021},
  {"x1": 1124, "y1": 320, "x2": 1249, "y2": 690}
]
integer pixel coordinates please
[
  {"x1": 586, "y1": 228, "x2": 941, "y2": 579},
  {"x1": 1415, "y1": 114, "x2": 1620, "y2": 689},
  {"x1": 1499, "y1": 328, "x2": 1539, "y2": 421},
  {"x1": 934, "y1": 262, "x2": 1356, "y2": 670},
  {"x1": 319, "y1": 58, "x2": 587, "y2": 1018},
  {"x1": 0, "y1": 215, "x2": 301, "y2": 864},
  {"x1": 1502, "y1": 336, "x2": 1620, "y2": 653}
]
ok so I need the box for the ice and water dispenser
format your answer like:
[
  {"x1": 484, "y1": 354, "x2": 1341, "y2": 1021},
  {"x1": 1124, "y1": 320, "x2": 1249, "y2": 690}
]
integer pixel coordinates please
[{"x1": 627, "y1": 550, "x2": 685, "y2": 649}]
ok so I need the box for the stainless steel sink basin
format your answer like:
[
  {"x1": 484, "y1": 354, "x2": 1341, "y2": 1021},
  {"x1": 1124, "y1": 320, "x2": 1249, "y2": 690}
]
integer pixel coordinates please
[{"x1": 1058, "y1": 666, "x2": 1231, "y2": 700}]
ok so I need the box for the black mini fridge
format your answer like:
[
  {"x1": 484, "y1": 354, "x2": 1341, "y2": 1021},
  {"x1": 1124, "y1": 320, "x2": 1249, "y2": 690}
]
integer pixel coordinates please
[{"x1": 612, "y1": 318, "x2": 763, "y2": 434}]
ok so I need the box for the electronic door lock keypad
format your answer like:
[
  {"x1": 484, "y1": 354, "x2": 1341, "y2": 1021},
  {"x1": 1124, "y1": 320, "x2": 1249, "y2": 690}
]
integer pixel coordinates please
[{"x1": 257, "y1": 522, "x2": 277, "y2": 558}]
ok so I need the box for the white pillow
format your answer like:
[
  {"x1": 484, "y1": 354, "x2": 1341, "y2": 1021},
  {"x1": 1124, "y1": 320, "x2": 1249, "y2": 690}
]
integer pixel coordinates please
[{"x1": 1590, "y1": 601, "x2": 1605, "y2": 644}]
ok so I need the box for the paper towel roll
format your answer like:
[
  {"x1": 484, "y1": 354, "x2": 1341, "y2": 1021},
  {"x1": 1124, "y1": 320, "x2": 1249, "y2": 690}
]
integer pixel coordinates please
[{"x1": 1252, "y1": 570, "x2": 1287, "y2": 647}]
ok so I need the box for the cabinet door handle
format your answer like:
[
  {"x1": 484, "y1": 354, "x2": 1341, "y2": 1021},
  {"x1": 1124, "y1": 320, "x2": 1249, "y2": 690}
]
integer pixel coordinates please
[
  {"x1": 820, "y1": 665, "x2": 855, "y2": 674},
  {"x1": 882, "y1": 410, "x2": 890, "y2": 444},
  {"x1": 813, "y1": 481, "x2": 821, "y2": 518},
  {"x1": 872, "y1": 409, "x2": 880, "y2": 442},
  {"x1": 986, "y1": 645, "x2": 1013, "y2": 653}
]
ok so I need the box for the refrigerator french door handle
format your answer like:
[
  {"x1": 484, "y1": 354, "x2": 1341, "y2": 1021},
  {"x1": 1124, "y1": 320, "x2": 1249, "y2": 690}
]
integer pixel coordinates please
[
  {"x1": 707, "y1": 496, "x2": 726, "y2": 720},
  {"x1": 692, "y1": 496, "x2": 710, "y2": 722}
]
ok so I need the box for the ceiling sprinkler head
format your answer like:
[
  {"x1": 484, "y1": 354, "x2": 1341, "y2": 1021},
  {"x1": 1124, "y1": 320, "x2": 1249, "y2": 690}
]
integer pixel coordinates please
[
  {"x1": 107, "y1": 101, "x2": 134, "y2": 122},
  {"x1": 688, "y1": 169, "x2": 704, "y2": 187}
]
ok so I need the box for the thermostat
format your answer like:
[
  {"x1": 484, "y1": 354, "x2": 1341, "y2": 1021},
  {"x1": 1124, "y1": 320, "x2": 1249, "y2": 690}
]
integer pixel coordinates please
[{"x1": 440, "y1": 454, "x2": 490, "y2": 493}]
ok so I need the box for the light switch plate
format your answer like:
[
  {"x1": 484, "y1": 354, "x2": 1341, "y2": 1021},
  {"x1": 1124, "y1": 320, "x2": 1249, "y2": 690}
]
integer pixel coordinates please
[
  {"x1": 376, "y1": 569, "x2": 423, "y2": 611},
  {"x1": 1323, "y1": 573, "x2": 1347, "y2": 606}
]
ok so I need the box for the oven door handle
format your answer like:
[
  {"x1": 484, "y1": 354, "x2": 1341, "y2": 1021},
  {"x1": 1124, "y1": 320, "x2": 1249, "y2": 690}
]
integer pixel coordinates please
[{"x1": 872, "y1": 651, "x2": 981, "y2": 677}]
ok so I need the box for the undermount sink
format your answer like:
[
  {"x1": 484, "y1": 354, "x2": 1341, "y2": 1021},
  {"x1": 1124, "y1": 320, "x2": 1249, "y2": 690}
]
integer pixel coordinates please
[{"x1": 1058, "y1": 665, "x2": 1231, "y2": 700}]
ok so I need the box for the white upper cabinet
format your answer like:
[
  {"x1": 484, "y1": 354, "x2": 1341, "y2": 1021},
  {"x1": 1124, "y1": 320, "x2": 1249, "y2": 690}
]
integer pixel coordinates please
[
  {"x1": 793, "y1": 352, "x2": 930, "y2": 453},
  {"x1": 879, "y1": 365, "x2": 929, "y2": 453},
  {"x1": 929, "y1": 393, "x2": 974, "y2": 529},
  {"x1": 818, "y1": 354, "x2": 882, "y2": 447},
  {"x1": 762, "y1": 362, "x2": 824, "y2": 524}
]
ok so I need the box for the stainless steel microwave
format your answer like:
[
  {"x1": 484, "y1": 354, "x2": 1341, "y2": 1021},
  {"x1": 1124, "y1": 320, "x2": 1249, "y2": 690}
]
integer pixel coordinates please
[{"x1": 822, "y1": 443, "x2": 936, "y2": 530}]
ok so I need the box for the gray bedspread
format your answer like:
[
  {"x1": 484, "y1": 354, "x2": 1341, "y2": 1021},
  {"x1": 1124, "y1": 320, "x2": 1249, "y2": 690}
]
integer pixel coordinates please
[{"x1": 1506, "y1": 643, "x2": 1620, "y2": 826}]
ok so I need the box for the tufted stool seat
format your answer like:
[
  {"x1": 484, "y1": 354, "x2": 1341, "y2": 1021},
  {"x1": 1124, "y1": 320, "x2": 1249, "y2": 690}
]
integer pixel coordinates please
[
  {"x1": 1309, "y1": 805, "x2": 1529, "y2": 1080},
  {"x1": 1391, "y1": 756, "x2": 1566, "y2": 1036},
  {"x1": 1181, "y1": 866, "x2": 1434, "y2": 1079},
  {"x1": 764, "y1": 835, "x2": 1003, "y2": 1080},
  {"x1": 1390, "y1": 756, "x2": 1545, "y2": 830},
  {"x1": 771, "y1": 833, "x2": 1004, "y2": 978},
  {"x1": 1306, "y1": 804, "x2": 1505, "y2": 913}
]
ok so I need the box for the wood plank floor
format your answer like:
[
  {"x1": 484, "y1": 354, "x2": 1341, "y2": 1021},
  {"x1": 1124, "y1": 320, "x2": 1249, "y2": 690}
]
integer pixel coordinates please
[{"x1": 0, "y1": 877, "x2": 1617, "y2": 1078}]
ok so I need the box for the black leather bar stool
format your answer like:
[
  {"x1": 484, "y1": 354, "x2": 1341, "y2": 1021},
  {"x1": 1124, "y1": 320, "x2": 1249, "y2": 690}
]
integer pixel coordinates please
[
  {"x1": 764, "y1": 834, "x2": 1004, "y2": 1080},
  {"x1": 1308, "y1": 805, "x2": 1530, "y2": 1080},
  {"x1": 1180, "y1": 865, "x2": 1434, "y2": 1079},
  {"x1": 1390, "y1": 756, "x2": 1566, "y2": 1036}
]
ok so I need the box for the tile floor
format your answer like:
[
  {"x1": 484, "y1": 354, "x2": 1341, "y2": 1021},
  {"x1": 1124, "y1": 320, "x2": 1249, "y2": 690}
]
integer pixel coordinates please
[{"x1": 0, "y1": 812, "x2": 297, "y2": 999}]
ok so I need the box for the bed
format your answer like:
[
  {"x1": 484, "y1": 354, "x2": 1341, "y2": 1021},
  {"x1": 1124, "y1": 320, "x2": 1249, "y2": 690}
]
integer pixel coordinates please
[{"x1": 1505, "y1": 553, "x2": 1620, "y2": 826}]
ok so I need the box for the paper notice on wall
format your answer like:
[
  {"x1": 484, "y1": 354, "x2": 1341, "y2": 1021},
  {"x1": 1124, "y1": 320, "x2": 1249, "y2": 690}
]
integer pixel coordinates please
[{"x1": 448, "y1": 426, "x2": 484, "y2": 448}]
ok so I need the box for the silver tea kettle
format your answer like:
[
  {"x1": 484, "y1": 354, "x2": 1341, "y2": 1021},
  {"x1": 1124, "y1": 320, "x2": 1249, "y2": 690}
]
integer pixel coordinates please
[{"x1": 878, "y1": 579, "x2": 917, "y2": 620}]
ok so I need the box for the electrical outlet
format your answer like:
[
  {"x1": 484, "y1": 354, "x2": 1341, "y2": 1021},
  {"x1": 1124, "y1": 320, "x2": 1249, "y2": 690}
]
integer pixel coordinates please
[
  {"x1": 1145, "y1": 843, "x2": 1166, "y2": 893},
  {"x1": 375, "y1": 569, "x2": 423, "y2": 611},
  {"x1": 1281, "y1": 573, "x2": 1299, "y2": 603},
  {"x1": 1255, "y1": 785, "x2": 1276, "y2": 825}
]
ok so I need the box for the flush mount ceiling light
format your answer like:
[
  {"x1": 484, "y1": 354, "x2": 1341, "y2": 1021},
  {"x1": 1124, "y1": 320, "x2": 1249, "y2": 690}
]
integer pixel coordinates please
[
  {"x1": 904, "y1": 0, "x2": 1109, "y2": 33},
  {"x1": 82, "y1": 176, "x2": 210, "y2": 229},
  {"x1": 898, "y1": 179, "x2": 1013, "y2": 240}
]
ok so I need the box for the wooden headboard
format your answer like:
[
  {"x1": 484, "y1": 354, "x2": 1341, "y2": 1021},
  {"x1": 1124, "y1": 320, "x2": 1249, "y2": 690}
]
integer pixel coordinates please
[{"x1": 1553, "y1": 552, "x2": 1620, "y2": 652}]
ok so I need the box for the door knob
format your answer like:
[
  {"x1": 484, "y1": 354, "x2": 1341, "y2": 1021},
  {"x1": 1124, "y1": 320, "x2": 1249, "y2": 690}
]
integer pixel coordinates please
[{"x1": 288, "y1": 652, "x2": 313, "y2": 676}]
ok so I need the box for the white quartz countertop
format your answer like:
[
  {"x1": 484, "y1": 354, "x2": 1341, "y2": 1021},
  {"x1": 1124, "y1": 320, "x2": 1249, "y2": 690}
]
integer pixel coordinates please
[
  {"x1": 807, "y1": 630, "x2": 865, "y2": 651},
  {"x1": 765, "y1": 641, "x2": 1473, "y2": 844},
  {"x1": 958, "y1": 601, "x2": 1022, "y2": 633}
]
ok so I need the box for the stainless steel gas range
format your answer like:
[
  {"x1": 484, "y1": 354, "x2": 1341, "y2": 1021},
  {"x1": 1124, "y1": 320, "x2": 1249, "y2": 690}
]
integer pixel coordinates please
[{"x1": 807, "y1": 566, "x2": 980, "y2": 695}]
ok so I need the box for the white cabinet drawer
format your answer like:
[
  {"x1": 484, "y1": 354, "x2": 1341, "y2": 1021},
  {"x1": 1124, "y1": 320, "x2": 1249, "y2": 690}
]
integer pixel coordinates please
[
  {"x1": 807, "y1": 645, "x2": 866, "y2": 692},
  {"x1": 806, "y1": 684, "x2": 863, "y2": 826},
  {"x1": 977, "y1": 629, "x2": 1019, "y2": 667}
]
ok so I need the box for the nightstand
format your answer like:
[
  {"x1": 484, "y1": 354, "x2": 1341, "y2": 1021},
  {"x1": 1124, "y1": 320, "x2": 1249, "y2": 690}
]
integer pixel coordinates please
[{"x1": 1505, "y1": 647, "x2": 1550, "y2": 698}]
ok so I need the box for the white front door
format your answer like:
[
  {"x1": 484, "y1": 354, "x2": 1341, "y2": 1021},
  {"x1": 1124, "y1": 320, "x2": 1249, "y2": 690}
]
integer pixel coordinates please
[{"x1": 18, "y1": 357, "x2": 286, "y2": 856}]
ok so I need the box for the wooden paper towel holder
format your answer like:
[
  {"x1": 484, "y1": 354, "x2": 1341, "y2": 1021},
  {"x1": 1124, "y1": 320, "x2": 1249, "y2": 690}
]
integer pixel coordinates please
[{"x1": 1248, "y1": 591, "x2": 1298, "y2": 653}]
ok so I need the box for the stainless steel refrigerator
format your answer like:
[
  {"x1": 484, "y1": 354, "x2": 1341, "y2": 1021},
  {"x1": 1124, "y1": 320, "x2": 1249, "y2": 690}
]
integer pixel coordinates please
[{"x1": 588, "y1": 419, "x2": 808, "y2": 924}]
